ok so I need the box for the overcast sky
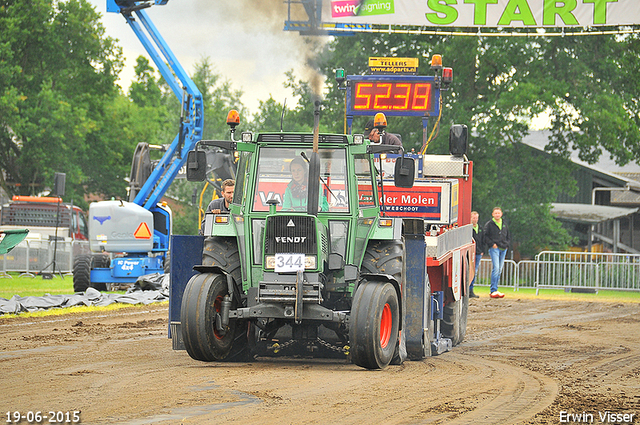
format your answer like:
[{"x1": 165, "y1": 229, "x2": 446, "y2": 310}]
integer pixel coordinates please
[{"x1": 87, "y1": 0, "x2": 320, "y2": 113}]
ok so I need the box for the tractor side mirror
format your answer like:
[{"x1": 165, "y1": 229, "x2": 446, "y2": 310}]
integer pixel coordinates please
[
  {"x1": 394, "y1": 156, "x2": 415, "y2": 188},
  {"x1": 186, "y1": 150, "x2": 207, "y2": 181}
]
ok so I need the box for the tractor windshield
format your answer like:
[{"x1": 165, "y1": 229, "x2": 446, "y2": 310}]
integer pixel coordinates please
[{"x1": 252, "y1": 147, "x2": 349, "y2": 213}]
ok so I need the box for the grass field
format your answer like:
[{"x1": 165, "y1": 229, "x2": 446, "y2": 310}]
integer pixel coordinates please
[
  {"x1": 0, "y1": 273, "x2": 164, "y2": 320},
  {"x1": 472, "y1": 285, "x2": 640, "y2": 303},
  {"x1": 0, "y1": 273, "x2": 88, "y2": 299},
  {"x1": 2, "y1": 272, "x2": 639, "y2": 303}
]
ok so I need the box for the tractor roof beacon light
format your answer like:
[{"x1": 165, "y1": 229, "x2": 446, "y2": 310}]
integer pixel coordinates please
[
  {"x1": 227, "y1": 109, "x2": 240, "y2": 141},
  {"x1": 442, "y1": 67, "x2": 453, "y2": 87},
  {"x1": 227, "y1": 110, "x2": 240, "y2": 129},
  {"x1": 430, "y1": 54, "x2": 443, "y2": 71}
]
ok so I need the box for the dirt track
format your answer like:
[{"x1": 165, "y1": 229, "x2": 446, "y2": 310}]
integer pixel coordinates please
[{"x1": 1, "y1": 296, "x2": 639, "y2": 424}]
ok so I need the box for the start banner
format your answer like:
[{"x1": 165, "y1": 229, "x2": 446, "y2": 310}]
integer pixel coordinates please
[{"x1": 326, "y1": 0, "x2": 640, "y2": 28}]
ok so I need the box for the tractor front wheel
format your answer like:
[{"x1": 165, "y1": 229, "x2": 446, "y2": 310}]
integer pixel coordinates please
[
  {"x1": 349, "y1": 282, "x2": 400, "y2": 369},
  {"x1": 180, "y1": 273, "x2": 248, "y2": 362},
  {"x1": 181, "y1": 273, "x2": 238, "y2": 362}
]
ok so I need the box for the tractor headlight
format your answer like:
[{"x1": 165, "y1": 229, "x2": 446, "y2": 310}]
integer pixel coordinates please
[
  {"x1": 242, "y1": 132, "x2": 253, "y2": 142},
  {"x1": 305, "y1": 255, "x2": 317, "y2": 269}
]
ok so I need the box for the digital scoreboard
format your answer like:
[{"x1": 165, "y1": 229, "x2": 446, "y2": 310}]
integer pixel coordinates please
[{"x1": 347, "y1": 75, "x2": 440, "y2": 117}]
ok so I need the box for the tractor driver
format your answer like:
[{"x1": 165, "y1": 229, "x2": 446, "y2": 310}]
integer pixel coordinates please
[{"x1": 282, "y1": 157, "x2": 329, "y2": 212}]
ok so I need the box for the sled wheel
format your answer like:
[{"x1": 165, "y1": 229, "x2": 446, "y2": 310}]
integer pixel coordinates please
[
  {"x1": 442, "y1": 292, "x2": 469, "y2": 346},
  {"x1": 349, "y1": 281, "x2": 400, "y2": 370},
  {"x1": 181, "y1": 273, "x2": 237, "y2": 361}
]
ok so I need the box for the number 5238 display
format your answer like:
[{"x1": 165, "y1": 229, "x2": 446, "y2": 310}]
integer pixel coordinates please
[{"x1": 348, "y1": 77, "x2": 439, "y2": 117}]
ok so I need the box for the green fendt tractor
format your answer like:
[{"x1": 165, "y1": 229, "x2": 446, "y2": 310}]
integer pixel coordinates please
[{"x1": 171, "y1": 101, "x2": 473, "y2": 370}]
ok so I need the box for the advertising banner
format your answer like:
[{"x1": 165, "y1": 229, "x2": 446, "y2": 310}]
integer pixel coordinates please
[{"x1": 325, "y1": 0, "x2": 640, "y2": 28}]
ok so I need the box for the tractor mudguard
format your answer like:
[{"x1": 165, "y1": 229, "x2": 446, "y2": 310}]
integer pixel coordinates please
[{"x1": 368, "y1": 217, "x2": 402, "y2": 241}]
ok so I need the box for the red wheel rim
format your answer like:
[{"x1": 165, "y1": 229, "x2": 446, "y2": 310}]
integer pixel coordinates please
[{"x1": 380, "y1": 303, "x2": 392, "y2": 348}]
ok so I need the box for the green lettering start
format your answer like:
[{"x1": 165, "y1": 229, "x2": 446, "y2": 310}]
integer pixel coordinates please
[
  {"x1": 498, "y1": 0, "x2": 536, "y2": 26},
  {"x1": 425, "y1": 0, "x2": 458, "y2": 25},
  {"x1": 426, "y1": 0, "x2": 619, "y2": 26}
]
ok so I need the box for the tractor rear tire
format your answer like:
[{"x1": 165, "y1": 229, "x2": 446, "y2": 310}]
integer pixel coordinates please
[
  {"x1": 181, "y1": 273, "x2": 239, "y2": 362},
  {"x1": 73, "y1": 255, "x2": 91, "y2": 293},
  {"x1": 200, "y1": 237, "x2": 248, "y2": 361},
  {"x1": 202, "y1": 237, "x2": 242, "y2": 284},
  {"x1": 442, "y1": 293, "x2": 469, "y2": 346},
  {"x1": 362, "y1": 240, "x2": 403, "y2": 278},
  {"x1": 349, "y1": 281, "x2": 400, "y2": 369},
  {"x1": 362, "y1": 240, "x2": 404, "y2": 363}
]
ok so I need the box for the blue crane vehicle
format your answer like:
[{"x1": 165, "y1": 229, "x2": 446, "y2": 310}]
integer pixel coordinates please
[{"x1": 73, "y1": 0, "x2": 204, "y2": 292}]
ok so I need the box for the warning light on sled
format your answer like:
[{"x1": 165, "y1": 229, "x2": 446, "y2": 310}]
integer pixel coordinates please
[
  {"x1": 430, "y1": 54, "x2": 443, "y2": 71},
  {"x1": 374, "y1": 112, "x2": 387, "y2": 129},
  {"x1": 335, "y1": 68, "x2": 345, "y2": 86},
  {"x1": 442, "y1": 67, "x2": 453, "y2": 86}
]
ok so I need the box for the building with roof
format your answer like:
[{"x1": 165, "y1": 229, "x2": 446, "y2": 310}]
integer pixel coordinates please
[{"x1": 521, "y1": 131, "x2": 640, "y2": 254}]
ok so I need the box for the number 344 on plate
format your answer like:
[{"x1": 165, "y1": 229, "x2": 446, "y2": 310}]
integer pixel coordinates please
[{"x1": 275, "y1": 253, "x2": 305, "y2": 273}]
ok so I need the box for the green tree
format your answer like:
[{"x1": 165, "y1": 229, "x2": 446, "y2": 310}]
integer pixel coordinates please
[{"x1": 0, "y1": 0, "x2": 124, "y2": 205}]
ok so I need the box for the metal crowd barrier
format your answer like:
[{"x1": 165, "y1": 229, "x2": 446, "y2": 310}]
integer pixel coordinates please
[
  {"x1": 473, "y1": 252, "x2": 640, "y2": 293},
  {"x1": 534, "y1": 251, "x2": 640, "y2": 294},
  {"x1": 0, "y1": 238, "x2": 90, "y2": 277}
]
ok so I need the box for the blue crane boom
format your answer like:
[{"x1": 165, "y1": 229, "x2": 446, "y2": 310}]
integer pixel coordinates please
[
  {"x1": 107, "y1": 0, "x2": 203, "y2": 209},
  {"x1": 74, "y1": 1, "x2": 204, "y2": 290}
]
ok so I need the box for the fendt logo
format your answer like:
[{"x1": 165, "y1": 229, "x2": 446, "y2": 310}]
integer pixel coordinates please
[{"x1": 275, "y1": 236, "x2": 307, "y2": 243}]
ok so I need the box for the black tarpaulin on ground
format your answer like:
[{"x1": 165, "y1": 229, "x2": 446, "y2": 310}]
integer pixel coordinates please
[{"x1": 0, "y1": 273, "x2": 169, "y2": 315}]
